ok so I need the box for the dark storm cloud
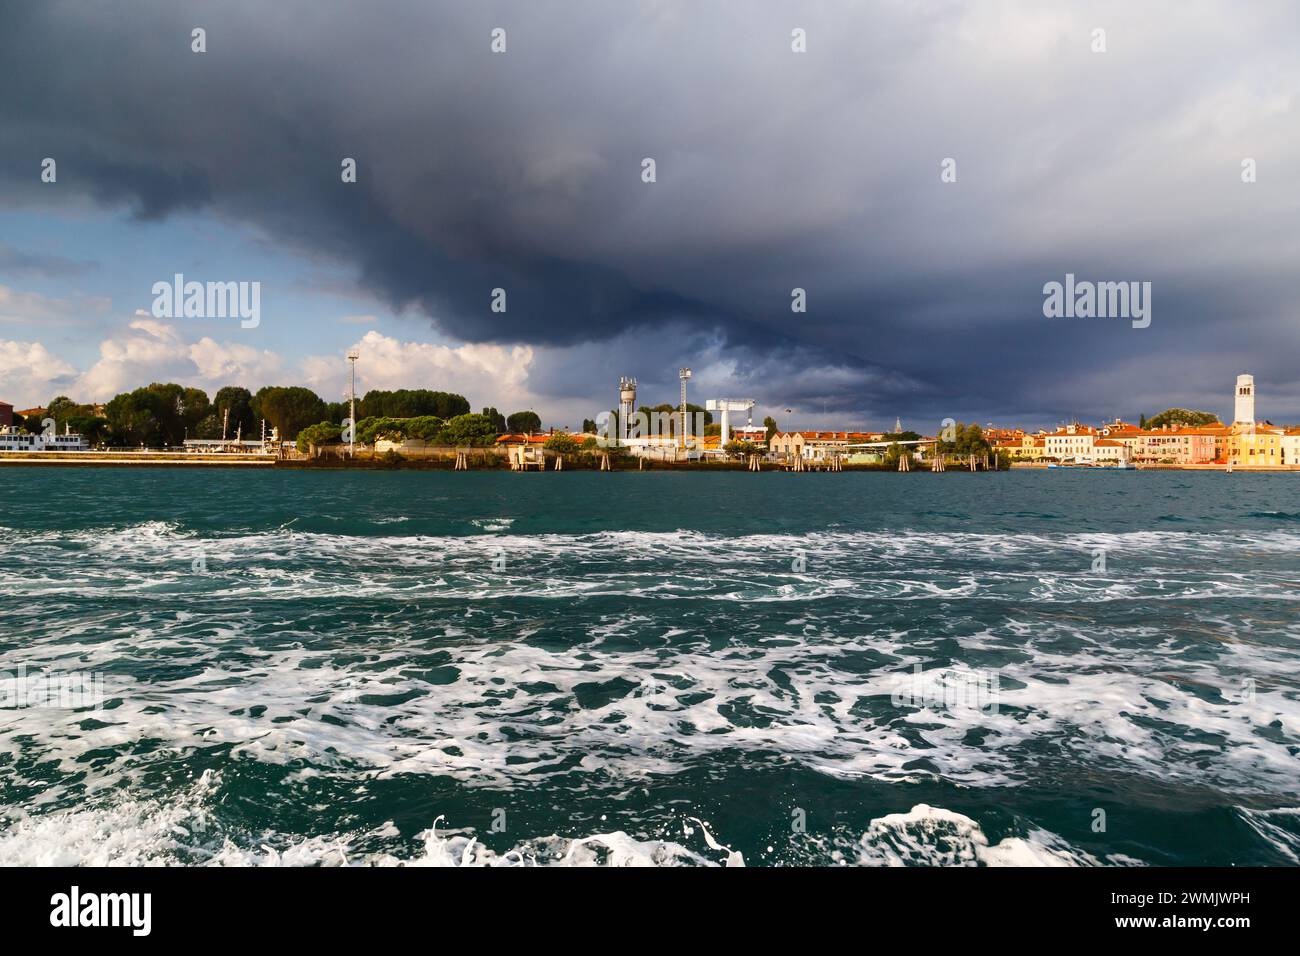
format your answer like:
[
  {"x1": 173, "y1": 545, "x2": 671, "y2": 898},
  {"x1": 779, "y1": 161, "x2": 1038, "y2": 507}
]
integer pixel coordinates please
[{"x1": 2, "y1": 0, "x2": 1299, "y2": 425}]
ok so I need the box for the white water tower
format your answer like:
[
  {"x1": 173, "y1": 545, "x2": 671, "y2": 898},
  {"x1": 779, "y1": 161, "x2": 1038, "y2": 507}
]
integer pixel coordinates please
[
  {"x1": 1233, "y1": 374, "x2": 1255, "y2": 425},
  {"x1": 618, "y1": 376, "x2": 637, "y2": 444}
]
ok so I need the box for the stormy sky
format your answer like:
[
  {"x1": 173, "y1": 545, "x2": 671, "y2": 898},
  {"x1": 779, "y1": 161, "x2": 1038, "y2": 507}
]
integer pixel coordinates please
[{"x1": 2, "y1": 0, "x2": 1298, "y2": 430}]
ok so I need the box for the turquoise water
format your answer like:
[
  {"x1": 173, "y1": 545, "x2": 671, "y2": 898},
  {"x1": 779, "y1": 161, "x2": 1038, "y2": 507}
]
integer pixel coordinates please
[{"x1": 1, "y1": 468, "x2": 1297, "y2": 865}]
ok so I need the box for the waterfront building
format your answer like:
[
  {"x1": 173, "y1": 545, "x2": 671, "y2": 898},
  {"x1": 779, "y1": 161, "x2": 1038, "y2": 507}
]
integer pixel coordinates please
[
  {"x1": 1281, "y1": 429, "x2": 1300, "y2": 466},
  {"x1": 1229, "y1": 425, "x2": 1284, "y2": 466},
  {"x1": 1221, "y1": 374, "x2": 1289, "y2": 466},
  {"x1": 1091, "y1": 439, "x2": 1132, "y2": 464},
  {"x1": 983, "y1": 427, "x2": 1025, "y2": 444},
  {"x1": 495, "y1": 433, "x2": 549, "y2": 468},
  {"x1": 768, "y1": 431, "x2": 883, "y2": 461},
  {"x1": 1132, "y1": 426, "x2": 1220, "y2": 464},
  {"x1": 731, "y1": 424, "x2": 768, "y2": 444},
  {"x1": 1043, "y1": 424, "x2": 1098, "y2": 462},
  {"x1": 1001, "y1": 435, "x2": 1046, "y2": 459}
]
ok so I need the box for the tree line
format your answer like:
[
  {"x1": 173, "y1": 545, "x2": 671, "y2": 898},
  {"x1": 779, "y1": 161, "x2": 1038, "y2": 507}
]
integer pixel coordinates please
[{"x1": 12, "y1": 385, "x2": 548, "y2": 448}]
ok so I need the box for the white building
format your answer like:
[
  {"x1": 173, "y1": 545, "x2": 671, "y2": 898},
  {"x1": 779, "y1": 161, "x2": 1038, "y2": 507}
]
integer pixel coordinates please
[
  {"x1": 1281, "y1": 429, "x2": 1300, "y2": 466},
  {"x1": 1043, "y1": 424, "x2": 1097, "y2": 462},
  {"x1": 1091, "y1": 439, "x2": 1132, "y2": 464}
]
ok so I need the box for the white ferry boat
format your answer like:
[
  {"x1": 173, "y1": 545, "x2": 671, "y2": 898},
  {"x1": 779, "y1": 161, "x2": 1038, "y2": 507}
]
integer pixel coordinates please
[{"x1": 0, "y1": 424, "x2": 90, "y2": 452}]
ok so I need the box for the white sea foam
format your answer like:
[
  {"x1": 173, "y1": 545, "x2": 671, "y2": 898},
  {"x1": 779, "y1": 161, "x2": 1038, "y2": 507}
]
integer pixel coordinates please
[
  {"x1": 2, "y1": 522, "x2": 1298, "y2": 862},
  {"x1": 2, "y1": 771, "x2": 1115, "y2": 868},
  {"x1": 853, "y1": 804, "x2": 1118, "y2": 866},
  {"x1": 5, "y1": 525, "x2": 1300, "y2": 604},
  {"x1": 0, "y1": 772, "x2": 730, "y2": 867}
]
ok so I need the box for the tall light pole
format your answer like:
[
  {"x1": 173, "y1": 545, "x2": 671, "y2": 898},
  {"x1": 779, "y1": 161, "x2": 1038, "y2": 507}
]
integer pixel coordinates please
[
  {"x1": 347, "y1": 347, "x2": 359, "y2": 458},
  {"x1": 678, "y1": 367, "x2": 692, "y2": 451}
]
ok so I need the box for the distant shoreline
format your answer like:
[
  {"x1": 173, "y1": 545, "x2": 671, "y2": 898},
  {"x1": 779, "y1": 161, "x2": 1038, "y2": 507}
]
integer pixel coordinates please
[{"x1": 3, "y1": 453, "x2": 1298, "y2": 472}]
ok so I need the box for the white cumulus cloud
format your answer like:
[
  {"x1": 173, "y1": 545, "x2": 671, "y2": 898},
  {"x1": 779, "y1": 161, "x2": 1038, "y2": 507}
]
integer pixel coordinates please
[
  {"x1": 301, "y1": 330, "x2": 535, "y2": 409},
  {"x1": 4, "y1": 323, "x2": 545, "y2": 416},
  {"x1": 72, "y1": 320, "x2": 282, "y2": 401},
  {"x1": 0, "y1": 339, "x2": 79, "y2": 407}
]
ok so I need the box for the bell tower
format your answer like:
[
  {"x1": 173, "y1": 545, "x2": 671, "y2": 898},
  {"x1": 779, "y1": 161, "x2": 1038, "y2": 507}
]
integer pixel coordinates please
[{"x1": 1233, "y1": 374, "x2": 1255, "y2": 425}]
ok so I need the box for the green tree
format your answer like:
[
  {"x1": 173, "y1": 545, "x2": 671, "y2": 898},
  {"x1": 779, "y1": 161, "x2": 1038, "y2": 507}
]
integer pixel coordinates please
[
  {"x1": 935, "y1": 422, "x2": 991, "y2": 458},
  {"x1": 104, "y1": 387, "x2": 167, "y2": 446},
  {"x1": 211, "y1": 386, "x2": 256, "y2": 438},
  {"x1": 956, "y1": 423, "x2": 991, "y2": 456},
  {"x1": 725, "y1": 439, "x2": 758, "y2": 457},
  {"x1": 404, "y1": 416, "x2": 445, "y2": 441},
  {"x1": 254, "y1": 386, "x2": 327, "y2": 440},
  {"x1": 764, "y1": 415, "x2": 778, "y2": 441},
  {"x1": 482, "y1": 407, "x2": 506, "y2": 432},
  {"x1": 359, "y1": 389, "x2": 469, "y2": 419},
  {"x1": 582, "y1": 418, "x2": 598, "y2": 434},
  {"x1": 1146, "y1": 408, "x2": 1220, "y2": 429},
  {"x1": 180, "y1": 386, "x2": 211, "y2": 436},
  {"x1": 352, "y1": 415, "x2": 446, "y2": 445},
  {"x1": 506, "y1": 410, "x2": 541, "y2": 434},
  {"x1": 143, "y1": 383, "x2": 186, "y2": 443},
  {"x1": 1138, "y1": 413, "x2": 1148, "y2": 429},
  {"x1": 122, "y1": 383, "x2": 208, "y2": 444},
  {"x1": 42, "y1": 396, "x2": 115, "y2": 441},
  {"x1": 544, "y1": 433, "x2": 578, "y2": 454},
  {"x1": 45, "y1": 395, "x2": 80, "y2": 429},
  {"x1": 65, "y1": 414, "x2": 109, "y2": 445},
  {"x1": 100, "y1": 383, "x2": 206, "y2": 446},
  {"x1": 193, "y1": 414, "x2": 222, "y2": 439},
  {"x1": 438, "y1": 413, "x2": 499, "y2": 446},
  {"x1": 355, "y1": 416, "x2": 403, "y2": 444},
  {"x1": 296, "y1": 421, "x2": 343, "y2": 454}
]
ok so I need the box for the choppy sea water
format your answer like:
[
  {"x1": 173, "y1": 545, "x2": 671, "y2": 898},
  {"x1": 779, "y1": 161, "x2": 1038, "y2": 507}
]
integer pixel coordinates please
[{"x1": 0, "y1": 467, "x2": 1297, "y2": 866}]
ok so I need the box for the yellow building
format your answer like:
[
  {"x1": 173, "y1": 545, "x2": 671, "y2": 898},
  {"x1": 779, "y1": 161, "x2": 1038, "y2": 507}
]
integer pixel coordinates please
[{"x1": 1229, "y1": 424, "x2": 1284, "y2": 466}]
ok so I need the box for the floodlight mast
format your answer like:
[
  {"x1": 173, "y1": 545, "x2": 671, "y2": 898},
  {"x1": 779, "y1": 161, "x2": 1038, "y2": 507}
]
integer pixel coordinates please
[
  {"x1": 347, "y1": 348, "x2": 360, "y2": 457},
  {"x1": 679, "y1": 368, "x2": 692, "y2": 450}
]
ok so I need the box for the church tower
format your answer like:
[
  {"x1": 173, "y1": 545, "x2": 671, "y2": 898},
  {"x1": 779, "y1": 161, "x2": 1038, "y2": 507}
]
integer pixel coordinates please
[{"x1": 1233, "y1": 374, "x2": 1255, "y2": 425}]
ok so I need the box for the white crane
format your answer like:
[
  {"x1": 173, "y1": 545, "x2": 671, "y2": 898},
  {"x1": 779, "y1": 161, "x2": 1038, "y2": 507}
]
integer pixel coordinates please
[{"x1": 705, "y1": 398, "x2": 756, "y2": 444}]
